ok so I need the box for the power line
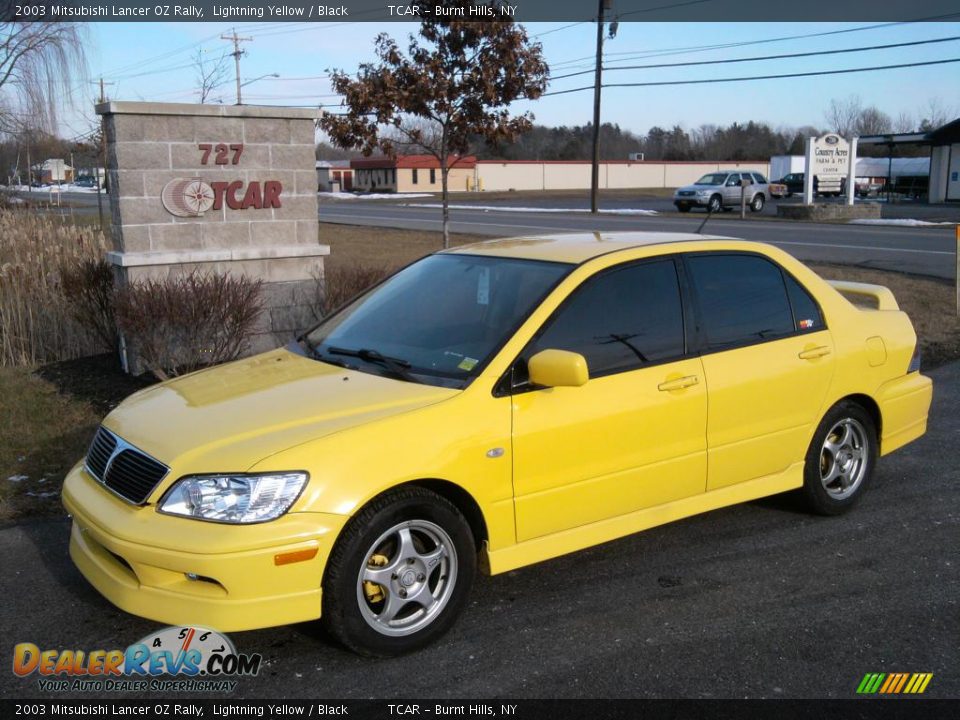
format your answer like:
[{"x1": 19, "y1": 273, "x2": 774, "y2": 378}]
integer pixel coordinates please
[
  {"x1": 547, "y1": 15, "x2": 960, "y2": 71},
  {"x1": 549, "y1": 34, "x2": 960, "y2": 81},
  {"x1": 541, "y1": 56, "x2": 960, "y2": 96}
]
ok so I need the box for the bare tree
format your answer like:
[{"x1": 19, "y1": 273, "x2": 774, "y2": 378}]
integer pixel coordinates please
[
  {"x1": 0, "y1": 20, "x2": 87, "y2": 132},
  {"x1": 824, "y1": 95, "x2": 863, "y2": 138},
  {"x1": 192, "y1": 47, "x2": 230, "y2": 104},
  {"x1": 919, "y1": 97, "x2": 955, "y2": 131},
  {"x1": 854, "y1": 106, "x2": 892, "y2": 137},
  {"x1": 893, "y1": 111, "x2": 915, "y2": 133}
]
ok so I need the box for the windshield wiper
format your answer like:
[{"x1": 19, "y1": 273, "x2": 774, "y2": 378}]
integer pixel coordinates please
[
  {"x1": 298, "y1": 336, "x2": 357, "y2": 370},
  {"x1": 327, "y1": 346, "x2": 417, "y2": 382}
]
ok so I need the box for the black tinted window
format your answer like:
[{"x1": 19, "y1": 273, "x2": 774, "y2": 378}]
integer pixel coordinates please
[
  {"x1": 528, "y1": 260, "x2": 685, "y2": 375},
  {"x1": 752, "y1": 173, "x2": 768, "y2": 184},
  {"x1": 687, "y1": 254, "x2": 794, "y2": 349},
  {"x1": 784, "y1": 274, "x2": 824, "y2": 332}
]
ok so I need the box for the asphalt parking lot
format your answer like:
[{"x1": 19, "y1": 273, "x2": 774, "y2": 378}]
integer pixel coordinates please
[{"x1": 2, "y1": 360, "x2": 957, "y2": 701}]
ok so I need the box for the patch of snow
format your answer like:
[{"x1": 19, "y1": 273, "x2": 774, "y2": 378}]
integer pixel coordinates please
[
  {"x1": 26, "y1": 491, "x2": 58, "y2": 498},
  {"x1": 319, "y1": 192, "x2": 433, "y2": 200},
  {"x1": 7, "y1": 475, "x2": 28, "y2": 482},
  {"x1": 848, "y1": 219, "x2": 955, "y2": 227},
  {"x1": 401, "y1": 203, "x2": 659, "y2": 216}
]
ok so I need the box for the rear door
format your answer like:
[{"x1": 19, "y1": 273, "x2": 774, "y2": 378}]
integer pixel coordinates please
[{"x1": 684, "y1": 253, "x2": 835, "y2": 491}]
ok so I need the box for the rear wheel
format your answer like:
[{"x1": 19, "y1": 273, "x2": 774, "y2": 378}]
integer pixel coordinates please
[
  {"x1": 800, "y1": 401, "x2": 878, "y2": 516},
  {"x1": 750, "y1": 194, "x2": 765, "y2": 212},
  {"x1": 322, "y1": 487, "x2": 476, "y2": 656}
]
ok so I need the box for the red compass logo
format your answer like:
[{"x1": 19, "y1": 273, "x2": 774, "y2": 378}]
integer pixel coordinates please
[{"x1": 161, "y1": 177, "x2": 216, "y2": 217}]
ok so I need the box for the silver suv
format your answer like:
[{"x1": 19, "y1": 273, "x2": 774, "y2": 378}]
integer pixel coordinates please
[{"x1": 673, "y1": 171, "x2": 770, "y2": 213}]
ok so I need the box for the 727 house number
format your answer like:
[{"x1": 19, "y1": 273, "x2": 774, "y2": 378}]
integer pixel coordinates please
[{"x1": 199, "y1": 143, "x2": 244, "y2": 165}]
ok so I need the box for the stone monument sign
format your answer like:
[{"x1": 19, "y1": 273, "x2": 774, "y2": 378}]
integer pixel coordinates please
[{"x1": 96, "y1": 101, "x2": 327, "y2": 370}]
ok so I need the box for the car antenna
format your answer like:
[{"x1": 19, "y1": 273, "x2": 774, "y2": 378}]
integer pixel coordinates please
[{"x1": 696, "y1": 207, "x2": 714, "y2": 234}]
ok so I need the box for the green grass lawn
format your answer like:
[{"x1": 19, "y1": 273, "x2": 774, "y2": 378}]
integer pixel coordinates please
[{"x1": 0, "y1": 366, "x2": 100, "y2": 521}]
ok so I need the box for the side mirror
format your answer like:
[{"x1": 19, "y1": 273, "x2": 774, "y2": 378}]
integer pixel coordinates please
[{"x1": 527, "y1": 349, "x2": 589, "y2": 388}]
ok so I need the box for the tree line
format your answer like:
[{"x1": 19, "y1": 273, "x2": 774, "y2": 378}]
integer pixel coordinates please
[{"x1": 319, "y1": 94, "x2": 955, "y2": 164}]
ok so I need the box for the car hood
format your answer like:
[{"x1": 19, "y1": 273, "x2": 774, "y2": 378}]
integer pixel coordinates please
[
  {"x1": 675, "y1": 183, "x2": 718, "y2": 193},
  {"x1": 102, "y1": 347, "x2": 459, "y2": 474}
]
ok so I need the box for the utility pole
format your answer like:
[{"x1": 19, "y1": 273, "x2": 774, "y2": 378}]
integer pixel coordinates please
[
  {"x1": 590, "y1": 0, "x2": 613, "y2": 214},
  {"x1": 222, "y1": 28, "x2": 253, "y2": 105},
  {"x1": 93, "y1": 77, "x2": 115, "y2": 230}
]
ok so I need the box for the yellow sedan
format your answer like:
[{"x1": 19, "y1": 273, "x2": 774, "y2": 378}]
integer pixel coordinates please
[{"x1": 62, "y1": 232, "x2": 932, "y2": 656}]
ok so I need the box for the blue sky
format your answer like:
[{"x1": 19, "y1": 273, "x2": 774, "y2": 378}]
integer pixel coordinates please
[{"x1": 61, "y1": 20, "x2": 960, "y2": 142}]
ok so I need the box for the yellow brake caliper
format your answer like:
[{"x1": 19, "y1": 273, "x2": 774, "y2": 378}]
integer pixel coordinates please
[{"x1": 363, "y1": 554, "x2": 390, "y2": 604}]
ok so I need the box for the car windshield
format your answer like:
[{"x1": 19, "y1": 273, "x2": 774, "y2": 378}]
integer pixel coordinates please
[
  {"x1": 695, "y1": 173, "x2": 728, "y2": 186},
  {"x1": 305, "y1": 254, "x2": 572, "y2": 388}
]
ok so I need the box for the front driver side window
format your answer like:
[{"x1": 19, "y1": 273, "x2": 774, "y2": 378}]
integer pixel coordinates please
[{"x1": 525, "y1": 259, "x2": 686, "y2": 377}]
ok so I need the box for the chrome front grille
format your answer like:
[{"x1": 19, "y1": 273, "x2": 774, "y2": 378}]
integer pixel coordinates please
[
  {"x1": 85, "y1": 427, "x2": 169, "y2": 504},
  {"x1": 86, "y1": 427, "x2": 116, "y2": 479}
]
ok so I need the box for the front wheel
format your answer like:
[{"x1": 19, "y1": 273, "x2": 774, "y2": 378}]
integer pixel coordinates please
[
  {"x1": 800, "y1": 402, "x2": 878, "y2": 516},
  {"x1": 707, "y1": 195, "x2": 722, "y2": 213},
  {"x1": 321, "y1": 487, "x2": 476, "y2": 656}
]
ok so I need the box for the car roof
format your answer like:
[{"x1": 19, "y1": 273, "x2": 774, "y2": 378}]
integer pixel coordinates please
[{"x1": 442, "y1": 231, "x2": 744, "y2": 264}]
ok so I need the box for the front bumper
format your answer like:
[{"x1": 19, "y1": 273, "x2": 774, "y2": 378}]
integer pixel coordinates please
[
  {"x1": 62, "y1": 463, "x2": 348, "y2": 632},
  {"x1": 673, "y1": 196, "x2": 709, "y2": 209}
]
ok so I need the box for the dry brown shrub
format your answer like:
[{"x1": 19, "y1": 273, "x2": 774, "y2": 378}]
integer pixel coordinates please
[
  {"x1": 60, "y1": 258, "x2": 118, "y2": 352},
  {"x1": 113, "y1": 271, "x2": 263, "y2": 381}
]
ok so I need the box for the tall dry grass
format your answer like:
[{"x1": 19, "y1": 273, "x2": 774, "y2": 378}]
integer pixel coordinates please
[{"x1": 0, "y1": 210, "x2": 110, "y2": 367}]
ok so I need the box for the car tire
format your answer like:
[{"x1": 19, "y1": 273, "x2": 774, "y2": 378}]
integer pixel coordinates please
[
  {"x1": 707, "y1": 195, "x2": 722, "y2": 213},
  {"x1": 750, "y1": 194, "x2": 765, "y2": 212},
  {"x1": 800, "y1": 401, "x2": 878, "y2": 516},
  {"x1": 321, "y1": 486, "x2": 476, "y2": 656}
]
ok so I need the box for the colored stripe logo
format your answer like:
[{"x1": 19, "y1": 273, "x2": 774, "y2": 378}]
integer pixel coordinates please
[{"x1": 857, "y1": 673, "x2": 933, "y2": 694}]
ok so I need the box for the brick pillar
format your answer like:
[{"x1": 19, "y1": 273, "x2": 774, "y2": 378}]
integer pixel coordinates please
[{"x1": 96, "y1": 101, "x2": 327, "y2": 372}]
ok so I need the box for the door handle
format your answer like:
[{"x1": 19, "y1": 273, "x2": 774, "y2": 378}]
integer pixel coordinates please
[
  {"x1": 798, "y1": 345, "x2": 831, "y2": 360},
  {"x1": 658, "y1": 375, "x2": 700, "y2": 392}
]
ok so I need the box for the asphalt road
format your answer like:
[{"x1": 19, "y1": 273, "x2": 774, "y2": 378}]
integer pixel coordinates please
[
  {"x1": 2, "y1": 362, "x2": 957, "y2": 700},
  {"x1": 318, "y1": 202, "x2": 957, "y2": 280}
]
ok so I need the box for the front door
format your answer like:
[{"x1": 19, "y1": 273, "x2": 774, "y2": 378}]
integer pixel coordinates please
[
  {"x1": 511, "y1": 258, "x2": 708, "y2": 542},
  {"x1": 722, "y1": 173, "x2": 743, "y2": 205}
]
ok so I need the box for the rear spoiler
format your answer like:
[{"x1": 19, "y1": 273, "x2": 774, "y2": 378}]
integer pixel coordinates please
[{"x1": 827, "y1": 280, "x2": 900, "y2": 311}]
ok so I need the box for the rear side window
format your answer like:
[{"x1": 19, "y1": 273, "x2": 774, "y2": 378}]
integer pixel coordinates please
[
  {"x1": 687, "y1": 254, "x2": 795, "y2": 350},
  {"x1": 528, "y1": 260, "x2": 685, "y2": 376},
  {"x1": 784, "y1": 274, "x2": 825, "y2": 332},
  {"x1": 752, "y1": 173, "x2": 768, "y2": 184}
]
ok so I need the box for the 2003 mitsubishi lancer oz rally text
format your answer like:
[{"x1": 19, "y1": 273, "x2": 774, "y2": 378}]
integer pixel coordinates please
[{"x1": 62, "y1": 231, "x2": 933, "y2": 656}]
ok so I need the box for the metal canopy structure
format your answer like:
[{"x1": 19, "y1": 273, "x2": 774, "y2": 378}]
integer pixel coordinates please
[{"x1": 857, "y1": 118, "x2": 960, "y2": 203}]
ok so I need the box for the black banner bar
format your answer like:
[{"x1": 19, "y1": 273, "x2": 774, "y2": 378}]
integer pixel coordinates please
[
  {"x1": 3, "y1": 0, "x2": 960, "y2": 23},
  {"x1": 2, "y1": 700, "x2": 959, "y2": 720}
]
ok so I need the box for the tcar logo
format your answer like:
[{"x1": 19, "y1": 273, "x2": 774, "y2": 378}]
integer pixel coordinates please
[
  {"x1": 824, "y1": 134, "x2": 840, "y2": 145},
  {"x1": 161, "y1": 177, "x2": 283, "y2": 217},
  {"x1": 161, "y1": 178, "x2": 215, "y2": 217}
]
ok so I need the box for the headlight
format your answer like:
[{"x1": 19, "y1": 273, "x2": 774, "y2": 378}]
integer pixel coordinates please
[
  {"x1": 158, "y1": 472, "x2": 308, "y2": 524},
  {"x1": 696, "y1": 189, "x2": 711, "y2": 197}
]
